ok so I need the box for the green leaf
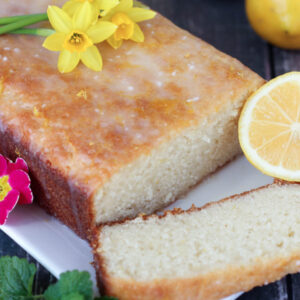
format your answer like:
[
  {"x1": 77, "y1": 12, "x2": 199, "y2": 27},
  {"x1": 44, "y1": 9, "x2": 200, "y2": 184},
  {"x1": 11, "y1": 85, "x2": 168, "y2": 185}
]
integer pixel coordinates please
[
  {"x1": 0, "y1": 256, "x2": 36, "y2": 300},
  {"x1": 61, "y1": 292, "x2": 85, "y2": 300},
  {"x1": 44, "y1": 270, "x2": 93, "y2": 300},
  {"x1": 43, "y1": 284, "x2": 59, "y2": 300}
]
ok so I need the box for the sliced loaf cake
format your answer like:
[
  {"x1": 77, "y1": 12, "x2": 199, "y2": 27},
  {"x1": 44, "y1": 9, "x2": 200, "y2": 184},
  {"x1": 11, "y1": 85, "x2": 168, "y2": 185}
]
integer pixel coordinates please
[
  {"x1": 0, "y1": 0, "x2": 263, "y2": 240},
  {"x1": 94, "y1": 182, "x2": 300, "y2": 300}
]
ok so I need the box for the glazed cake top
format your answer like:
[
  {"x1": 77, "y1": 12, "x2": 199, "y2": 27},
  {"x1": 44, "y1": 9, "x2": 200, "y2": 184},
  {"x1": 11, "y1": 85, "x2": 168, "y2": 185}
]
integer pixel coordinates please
[{"x1": 0, "y1": 0, "x2": 262, "y2": 193}]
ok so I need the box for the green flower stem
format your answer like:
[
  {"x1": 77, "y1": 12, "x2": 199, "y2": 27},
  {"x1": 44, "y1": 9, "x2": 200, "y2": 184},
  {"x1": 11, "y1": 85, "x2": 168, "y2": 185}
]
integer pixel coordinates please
[
  {"x1": 0, "y1": 14, "x2": 48, "y2": 35},
  {"x1": 11, "y1": 28, "x2": 54, "y2": 37},
  {"x1": 0, "y1": 13, "x2": 48, "y2": 25}
]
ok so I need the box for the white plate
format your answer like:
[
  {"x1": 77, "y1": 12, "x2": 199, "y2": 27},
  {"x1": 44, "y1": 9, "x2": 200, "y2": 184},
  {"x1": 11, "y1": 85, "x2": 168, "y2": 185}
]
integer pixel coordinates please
[{"x1": 1, "y1": 155, "x2": 272, "y2": 299}]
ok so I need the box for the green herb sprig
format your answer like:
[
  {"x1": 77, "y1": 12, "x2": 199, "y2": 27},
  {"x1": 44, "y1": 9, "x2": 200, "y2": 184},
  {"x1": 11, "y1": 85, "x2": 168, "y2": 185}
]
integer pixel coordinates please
[{"x1": 0, "y1": 256, "x2": 117, "y2": 300}]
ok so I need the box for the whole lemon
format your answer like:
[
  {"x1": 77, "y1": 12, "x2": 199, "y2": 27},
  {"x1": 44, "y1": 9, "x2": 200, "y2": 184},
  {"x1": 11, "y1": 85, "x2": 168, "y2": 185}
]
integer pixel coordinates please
[{"x1": 246, "y1": 0, "x2": 300, "y2": 49}]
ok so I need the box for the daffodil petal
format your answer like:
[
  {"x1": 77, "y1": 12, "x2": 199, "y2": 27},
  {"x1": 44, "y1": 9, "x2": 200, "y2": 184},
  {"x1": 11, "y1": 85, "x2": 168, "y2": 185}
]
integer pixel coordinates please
[
  {"x1": 133, "y1": 0, "x2": 148, "y2": 8},
  {"x1": 126, "y1": 8, "x2": 156, "y2": 22},
  {"x1": 47, "y1": 6, "x2": 72, "y2": 34},
  {"x1": 97, "y1": 0, "x2": 119, "y2": 15},
  {"x1": 81, "y1": 46, "x2": 103, "y2": 71},
  {"x1": 58, "y1": 50, "x2": 80, "y2": 73},
  {"x1": 87, "y1": 21, "x2": 117, "y2": 43},
  {"x1": 73, "y1": 1, "x2": 93, "y2": 31},
  {"x1": 62, "y1": 1, "x2": 81, "y2": 16},
  {"x1": 130, "y1": 23, "x2": 144, "y2": 42},
  {"x1": 43, "y1": 32, "x2": 65, "y2": 51},
  {"x1": 117, "y1": 0, "x2": 133, "y2": 12},
  {"x1": 107, "y1": 35, "x2": 123, "y2": 49}
]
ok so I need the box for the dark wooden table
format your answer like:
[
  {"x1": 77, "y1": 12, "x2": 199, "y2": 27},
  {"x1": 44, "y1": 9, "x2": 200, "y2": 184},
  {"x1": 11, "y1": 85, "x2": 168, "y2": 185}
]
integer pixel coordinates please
[{"x1": 1, "y1": 0, "x2": 300, "y2": 299}]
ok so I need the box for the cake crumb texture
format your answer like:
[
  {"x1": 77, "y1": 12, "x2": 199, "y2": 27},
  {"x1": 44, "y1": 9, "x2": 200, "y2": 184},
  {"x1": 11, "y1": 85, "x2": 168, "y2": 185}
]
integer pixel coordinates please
[{"x1": 95, "y1": 183, "x2": 300, "y2": 299}]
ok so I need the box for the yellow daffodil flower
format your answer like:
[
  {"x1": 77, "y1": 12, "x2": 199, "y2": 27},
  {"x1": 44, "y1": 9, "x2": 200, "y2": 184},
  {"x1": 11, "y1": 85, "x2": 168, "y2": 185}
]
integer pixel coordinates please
[
  {"x1": 63, "y1": 0, "x2": 119, "y2": 19},
  {"x1": 102, "y1": 0, "x2": 156, "y2": 49},
  {"x1": 133, "y1": 1, "x2": 148, "y2": 9},
  {"x1": 43, "y1": 2, "x2": 117, "y2": 73}
]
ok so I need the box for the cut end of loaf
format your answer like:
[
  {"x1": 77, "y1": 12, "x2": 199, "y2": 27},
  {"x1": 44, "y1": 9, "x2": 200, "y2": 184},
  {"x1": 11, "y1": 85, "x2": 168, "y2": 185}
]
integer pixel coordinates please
[
  {"x1": 95, "y1": 182, "x2": 300, "y2": 300},
  {"x1": 92, "y1": 98, "x2": 245, "y2": 224}
]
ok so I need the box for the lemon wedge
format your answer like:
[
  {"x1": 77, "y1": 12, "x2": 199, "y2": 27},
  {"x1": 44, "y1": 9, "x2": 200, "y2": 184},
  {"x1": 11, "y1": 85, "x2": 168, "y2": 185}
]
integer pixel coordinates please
[{"x1": 239, "y1": 72, "x2": 300, "y2": 181}]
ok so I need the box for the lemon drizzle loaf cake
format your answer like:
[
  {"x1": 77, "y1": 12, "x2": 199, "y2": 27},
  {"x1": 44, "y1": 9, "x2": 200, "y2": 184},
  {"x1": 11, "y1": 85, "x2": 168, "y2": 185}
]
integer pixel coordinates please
[
  {"x1": 0, "y1": 0, "x2": 263, "y2": 240},
  {"x1": 94, "y1": 182, "x2": 300, "y2": 300}
]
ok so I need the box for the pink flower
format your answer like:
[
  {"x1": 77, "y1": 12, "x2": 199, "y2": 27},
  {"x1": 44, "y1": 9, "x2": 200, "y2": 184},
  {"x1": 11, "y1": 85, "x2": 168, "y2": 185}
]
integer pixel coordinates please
[{"x1": 0, "y1": 155, "x2": 33, "y2": 225}]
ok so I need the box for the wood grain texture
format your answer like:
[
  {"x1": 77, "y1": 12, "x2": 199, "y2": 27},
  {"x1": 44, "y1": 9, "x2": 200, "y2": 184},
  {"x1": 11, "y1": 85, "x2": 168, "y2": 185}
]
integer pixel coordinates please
[
  {"x1": 239, "y1": 278, "x2": 289, "y2": 300},
  {"x1": 273, "y1": 48, "x2": 300, "y2": 76},
  {"x1": 0, "y1": 0, "x2": 298, "y2": 299},
  {"x1": 147, "y1": 0, "x2": 268, "y2": 78},
  {"x1": 291, "y1": 274, "x2": 300, "y2": 300}
]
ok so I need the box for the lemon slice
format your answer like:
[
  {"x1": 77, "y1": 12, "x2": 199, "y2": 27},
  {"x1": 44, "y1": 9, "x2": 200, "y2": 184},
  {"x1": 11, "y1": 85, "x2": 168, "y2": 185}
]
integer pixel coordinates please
[{"x1": 239, "y1": 72, "x2": 300, "y2": 181}]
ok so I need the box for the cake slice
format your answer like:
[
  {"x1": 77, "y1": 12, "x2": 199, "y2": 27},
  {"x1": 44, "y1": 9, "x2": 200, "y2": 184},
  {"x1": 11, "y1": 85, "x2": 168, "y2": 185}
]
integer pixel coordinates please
[
  {"x1": 0, "y1": 0, "x2": 263, "y2": 240},
  {"x1": 94, "y1": 182, "x2": 300, "y2": 300}
]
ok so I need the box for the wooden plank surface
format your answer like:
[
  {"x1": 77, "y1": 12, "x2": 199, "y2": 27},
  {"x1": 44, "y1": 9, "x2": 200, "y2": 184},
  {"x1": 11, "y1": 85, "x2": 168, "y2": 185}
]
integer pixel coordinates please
[
  {"x1": 273, "y1": 48, "x2": 300, "y2": 76},
  {"x1": 0, "y1": 0, "x2": 299, "y2": 299}
]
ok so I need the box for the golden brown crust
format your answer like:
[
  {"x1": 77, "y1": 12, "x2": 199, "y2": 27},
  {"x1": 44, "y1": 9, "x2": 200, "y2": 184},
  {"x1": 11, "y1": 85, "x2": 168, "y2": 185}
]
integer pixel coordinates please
[
  {"x1": 273, "y1": 178, "x2": 300, "y2": 185},
  {"x1": 0, "y1": 125, "x2": 96, "y2": 241},
  {"x1": 92, "y1": 233, "x2": 111, "y2": 296},
  {"x1": 100, "y1": 254, "x2": 300, "y2": 300}
]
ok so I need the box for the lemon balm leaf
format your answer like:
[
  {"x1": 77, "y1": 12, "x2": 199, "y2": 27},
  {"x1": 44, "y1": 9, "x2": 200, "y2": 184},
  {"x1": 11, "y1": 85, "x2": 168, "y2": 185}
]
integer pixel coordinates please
[
  {"x1": 61, "y1": 292, "x2": 85, "y2": 300},
  {"x1": 0, "y1": 256, "x2": 36, "y2": 299},
  {"x1": 44, "y1": 270, "x2": 93, "y2": 300}
]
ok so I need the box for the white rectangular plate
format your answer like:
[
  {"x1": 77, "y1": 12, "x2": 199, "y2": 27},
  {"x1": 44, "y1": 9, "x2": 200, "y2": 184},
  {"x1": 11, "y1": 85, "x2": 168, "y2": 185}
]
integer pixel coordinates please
[{"x1": 1, "y1": 155, "x2": 273, "y2": 299}]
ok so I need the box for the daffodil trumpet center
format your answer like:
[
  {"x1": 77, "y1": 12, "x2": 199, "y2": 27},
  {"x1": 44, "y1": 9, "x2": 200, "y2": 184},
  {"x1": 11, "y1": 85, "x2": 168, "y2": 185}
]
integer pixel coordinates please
[
  {"x1": 64, "y1": 30, "x2": 93, "y2": 53},
  {"x1": 112, "y1": 12, "x2": 134, "y2": 41},
  {"x1": 0, "y1": 176, "x2": 12, "y2": 202}
]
